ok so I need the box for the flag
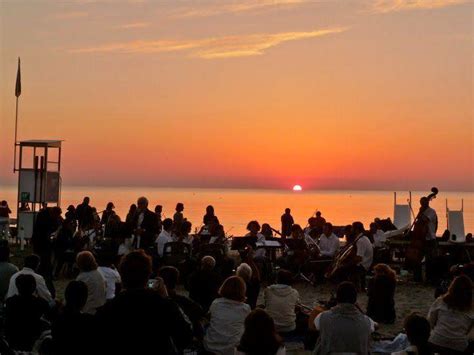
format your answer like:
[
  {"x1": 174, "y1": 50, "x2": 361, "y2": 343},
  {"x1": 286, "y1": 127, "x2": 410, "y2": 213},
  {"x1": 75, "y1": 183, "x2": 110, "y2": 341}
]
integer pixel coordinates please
[{"x1": 15, "y1": 57, "x2": 21, "y2": 97}]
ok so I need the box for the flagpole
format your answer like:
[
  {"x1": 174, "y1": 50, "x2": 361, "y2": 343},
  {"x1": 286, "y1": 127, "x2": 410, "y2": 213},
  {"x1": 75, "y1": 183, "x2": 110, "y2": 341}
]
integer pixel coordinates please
[{"x1": 13, "y1": 95, "x2": 19, "y2": 173}]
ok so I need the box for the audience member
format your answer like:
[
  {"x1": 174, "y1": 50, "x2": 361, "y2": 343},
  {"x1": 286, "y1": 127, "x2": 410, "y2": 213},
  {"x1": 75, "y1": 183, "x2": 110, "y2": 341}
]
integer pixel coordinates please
[
  {"x1": 97, "y1": 252, "x2": 121, "y2": 301},
  {"x1": 0, "y1": 242, "x2": 18, "y2": 304},
  {"x1": 237, "y1": 262, "x2": 260, "y2": 309},
  {"x1": 392, "y1": 313, "x2": 432, "y2": 355},
  {"x1": 236, "y1": 308, "x2": 286, "y2": 355},
  {"x1": 428, "y1": 275, "x2": 473, "y2": 354},
  {"x1": 75, "y1": 251, "x2": 106, "y2": 314},
  {"x1": 367, "y1": 263, "x2": 396, "y2": 324},
  {"x1": 204, "y1": 276, "x2": 251, "y2": 354},
  {"x1": 187, "y1": 255, "x2": 221, "y2": 311}
]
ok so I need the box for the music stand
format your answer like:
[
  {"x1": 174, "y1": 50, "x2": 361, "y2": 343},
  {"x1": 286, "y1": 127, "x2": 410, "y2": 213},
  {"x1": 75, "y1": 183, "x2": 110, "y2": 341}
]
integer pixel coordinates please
[{"x1": 231, "y1": 236, "x2": 257, "y2": 251}]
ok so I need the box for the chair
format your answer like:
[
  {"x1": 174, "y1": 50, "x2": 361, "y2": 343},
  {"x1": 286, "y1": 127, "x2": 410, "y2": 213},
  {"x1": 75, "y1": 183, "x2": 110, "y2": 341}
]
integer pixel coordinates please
[
  {"x1": 446, "y1": 199, "x2": 466, "y2": 243},
  {"x1": 384, "y1": 192, "x2": 412, "y2": 238},
  {"x1": 199, "y1": 243, "x2": 226, "y2": 265}
]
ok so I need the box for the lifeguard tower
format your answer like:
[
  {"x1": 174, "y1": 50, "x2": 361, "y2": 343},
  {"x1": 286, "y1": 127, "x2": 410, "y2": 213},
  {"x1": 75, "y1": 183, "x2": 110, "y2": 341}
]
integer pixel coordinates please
[{"x1": 14, "y1": 140, "x2": 62, "y2": 240}]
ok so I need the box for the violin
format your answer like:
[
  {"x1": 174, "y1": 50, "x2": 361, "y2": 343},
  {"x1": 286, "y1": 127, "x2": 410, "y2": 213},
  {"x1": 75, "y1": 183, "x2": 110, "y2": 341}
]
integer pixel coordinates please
[{"x1": 405, "y1": 187, "x2": 439, "y2": 268}]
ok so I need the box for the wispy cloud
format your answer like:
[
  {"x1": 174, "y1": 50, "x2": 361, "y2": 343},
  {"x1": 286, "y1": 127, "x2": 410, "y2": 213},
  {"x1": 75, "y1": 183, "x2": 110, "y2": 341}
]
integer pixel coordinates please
[
  {"x1": 70, "y1": 27, "x2": 347, "y2": 59},
  {"x1": 371, "y1": 0, "x2": 469, "y2": 13},
  {"x1": 118, "y1": 22, "x2": 150, "y2": 29},
  {"x1": 171, "y1": 0, "x2": 311, "y2": 19},
  {"x1": 53, "y1": 11, "x2": 88, "y2": 19}
]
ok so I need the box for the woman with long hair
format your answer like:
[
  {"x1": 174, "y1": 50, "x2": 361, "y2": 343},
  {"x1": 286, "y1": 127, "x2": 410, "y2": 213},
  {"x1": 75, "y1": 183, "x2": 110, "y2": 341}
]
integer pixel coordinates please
[
  {"x1": 236, "y1": 308, "x2": 285, "y2": 355},
  {"x1": 428, "y1": 275, "x2": 473, "y2": 354},
  {"x1": 367, "y1": 263, "x2": 396, "y2": 323}
]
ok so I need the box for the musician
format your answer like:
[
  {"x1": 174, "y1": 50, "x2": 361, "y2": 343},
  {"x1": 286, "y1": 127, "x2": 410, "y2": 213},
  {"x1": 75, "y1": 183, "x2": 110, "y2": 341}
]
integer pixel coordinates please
[
  {"x1": 318, "y1": 223, "x2": 340, "y2": 258},
  {"x1": 132, "y1": 197, "x2": 159, "y2": 250},
  {"x1": 281, "y1": 208, "x2": 294, "y2": 238},
  {"x1": 314, "y1": 211, "x2": 326, "y2": 235},
  {"x1": 245, "y1": 221, "x2": 266, "y2": 259},
  {"x1": 279, "y1": 225, "x2": 308, "y2": 273},
  {"x1": 261, "y1": 223, "x2": 274, "y2": 239},
  {"x1": 352, "y1": 222, "x2": 373, "y2": 290},
  {"x1": 414, "y1": 196, "x2": 438, "y2": 283}
]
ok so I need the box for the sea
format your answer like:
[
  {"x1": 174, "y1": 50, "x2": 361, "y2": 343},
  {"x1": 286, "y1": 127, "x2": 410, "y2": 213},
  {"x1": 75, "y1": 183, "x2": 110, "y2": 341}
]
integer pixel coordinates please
[{"x1": 1, "y1": 186, "x2": 473, "y2": 236}]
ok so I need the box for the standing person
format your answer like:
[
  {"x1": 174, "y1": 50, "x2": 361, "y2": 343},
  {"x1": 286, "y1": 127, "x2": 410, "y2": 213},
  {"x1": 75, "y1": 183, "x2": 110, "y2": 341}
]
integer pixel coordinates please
[
  {"x1": 51, "y1": 281, "x2": 96, "y2": 355},
  {"x1": 236, "y1": 308, "x2": 286, "y2": 355},
  {"x1": 366, "y1": 264, "x2": 396, "y2": 324},
  {"x1": 31, "y1": 206, "x2": 62, "y2": 298},
  {"x1": 314, "y1": 282, "x2": 376, "y2": 355},
  {"x1": 125, "y1": 204, "x2": 137, "y2": 225},
  {"x1": 204, "y1": 276, "x2": 251, "y2": 354},
  {"x1": 95, "y1": 250, "x2": 192, "y2": 354},
  {"x1": 413, "y1": 196, "x2": 439, "y2": 283},
  {"x1": 203, "y1": 205, "x2": 220, "y2": 227},
  {"x1": 314, "y1": 211, "x2": 326, "y2": 235},
  {"x1": 132, "y1": 196, "x2": 158, "y2": 250},
  {"x1": 281, "y1": 208, "x2": 294, "y2": 239},
  {"x1": 154, "y1": 204, "x2": 163, "y2": 233},
  {"x1": 75, "y1": 251, "x2": 106, "y2": 314},
  {"x1": 76, "y1": 197, "x2": 93, "y2": 230},
  {"x1": 100, "y1": 202, "x2": 115, "y2": 226},
  {"x1": 173, "y1": 202, "x2": 185, "y2": 233},
  {"x1": 428, "y1": 275, "x2": 473, "y2": 354},
  {"x1": 0, "y1": 242, "x2": 18, "y2": 304},
  {"x1": 0, "y1": 200, "x2": 12, "y2": 238}
]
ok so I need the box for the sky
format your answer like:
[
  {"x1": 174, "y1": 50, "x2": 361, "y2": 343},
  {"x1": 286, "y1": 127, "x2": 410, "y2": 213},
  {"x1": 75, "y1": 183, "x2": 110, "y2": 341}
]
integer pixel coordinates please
[{"x1": 0, "y1": 0, "x2": 472, "y2": 191}]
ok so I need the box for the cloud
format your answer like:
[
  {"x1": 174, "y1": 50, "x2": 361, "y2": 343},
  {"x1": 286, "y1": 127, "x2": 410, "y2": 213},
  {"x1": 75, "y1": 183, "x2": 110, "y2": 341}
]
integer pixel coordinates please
[
  {"x1": 118, "y1": 22, "x2": 150, "y2": 29},
  {"x1": 70, "y1": 27, "x2": 347, "y2": 58},
  {"x1": 171, "y1": 0, "x2": 311, "y2": 18},
  {"x1": 53, "y1": 11, "x2": 88, "y2": 19},
  {"x1": 371, "y1": 0, "x2": 469, "y2": 13}
]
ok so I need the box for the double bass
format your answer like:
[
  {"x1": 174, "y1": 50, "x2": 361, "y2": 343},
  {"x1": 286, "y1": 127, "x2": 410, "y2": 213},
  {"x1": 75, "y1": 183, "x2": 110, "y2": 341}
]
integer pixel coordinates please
[{"x1": 405, "y1": 187, "x2": 439, "y2": 268}]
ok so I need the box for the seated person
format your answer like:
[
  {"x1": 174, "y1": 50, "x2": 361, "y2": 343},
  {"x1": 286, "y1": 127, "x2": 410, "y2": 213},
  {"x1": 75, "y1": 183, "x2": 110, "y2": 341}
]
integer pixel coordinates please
[
  {"x1": 370, "y1": 222, "x2": 387, "y2": 248},
  {"x1": 204, "y1": 276, "x2": 251, "y2": 354},
  {"x1": 318, "y1": 223, "x2": 340, "y2": 258},
  {"x1": 75, "y1": 251, "x2": 106, "y2": 314},
  {"x1": 51, "y1": 281, "x2": 96, "y2": 355},
  {"x1": 314, "y1": 281, "x2": 376, "y2": 354},
  {"x1": 95, "y1": 250, "x2": 192, "y2": 354},
  {"x1": 245, "y1": 221, "x2": 266, "y2": 259},
  {"x1": 5, "y1": 274, "x2": 49, "y2": 351},
  {"x1": 391, "y1": 313, "x2": 432, "y2": 355},
  {"x1": 97, "y1": 252, "x2": 122, "y2": 301},
  {"x1": 0, "y1": 242, "x2": 18, "y2": 305},
  {"x1": 187, "y1": 255, "x2": 221, "y2": 312},
  {"x1": 156, "y1": 218, "x2": 174, "y2": 257},
  {"x1": 264, "y1": 269, "x2": 300, "y2": 333},
  {"x1": 158, "y1": 266, "x2": 205, "y2": 337},
  {"x1": 367, "y1": 263, "x2": 396, "y2": 324},
  {"x1": 236, "y1": 262, "x2": 260, "y2": 310},
  {"x1": 236, "y1": 308, "x2": 286, "y2": 355},
  {"x1": 261, "y1": 223, "x2": 274, "y2": 239}
]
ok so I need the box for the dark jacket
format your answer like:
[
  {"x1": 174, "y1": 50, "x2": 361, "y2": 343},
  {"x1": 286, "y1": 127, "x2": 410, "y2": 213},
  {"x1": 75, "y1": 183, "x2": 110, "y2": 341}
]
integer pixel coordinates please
[
  {"x1": 187, "y1": 269, "x2": 221, "y2": 312},
  {"x1": 366, "y1": 274, "x2": 396, "y2": 324},
  {"x1": 132, "y1": 209, "x2": 158, "y2": 249},
  {"x1": 52, "y1": 309, "x2": 96, "y2": 355}
]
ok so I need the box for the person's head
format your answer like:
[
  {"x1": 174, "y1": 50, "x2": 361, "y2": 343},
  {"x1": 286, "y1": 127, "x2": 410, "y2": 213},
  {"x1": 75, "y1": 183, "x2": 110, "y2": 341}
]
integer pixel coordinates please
[
  {"x1": 443, "y1": 275, "x2": 472, "y2": 311},
  {"x1": 83, "y1": 197, "x2": 90, "y2": 205},
  {"x1": 137, "y1": 197, "x2": 149, "y2": 211},
  {"x1": 351, "y1": 221, "x2": 365, "y2": 235},
  {"x1": 308, "y1": 217, "x2": 317, "y2": 228},
  {"x1": 16, "y1": 274, "x2": 36, "y2": 297},
  {"x1": 206, "y1": 205, "x2": 215, "y2": 215},
  {"x1": 96, "y1": 251, "x2": 114, "y2": 268},
  {"x1": 420, "y1": 197, "x2": 429, "y2": 208},
  {"x1": 238, "y1": 309, "x2": 283, "y2": 354},
  {"x1": 316, "y1": 211, "x2": 322, "y2": 217},
  {"x1": 323, "y1": 222, "x2": 333, "y2": 236},
  {"x1": 369, "y1": 222, "x2": 378, "y2": 233},
  {"x1": 128, "y1": 204, "x2": 137, "y2": 213},
  {"x1": 65, "y1": 280, "x2": 88, "y2": 311},
  {"x1": 162, "y1": 218, "x2": 173, "y2": 231},
  {"x1": 154, "y1": 205, "x2": 162, "y2": 214},
  {"x1": 0, "y1": 242, "x2": 10, "y2": 262},
  {"x1": 236, "y1": 263, "x2": 253, "y2": 282},
  {"x1": 291, "y1": 224, "x2": 303, "y2": 238},
  {"x1": 106, "y1": 202, "x2": 115, "y2": 210},
  {"x1": 219, "y1": 276, "x2": 246, "y2": 302},
  {"x1": 212, "y1": 224, "x2": 225, "y2": 237},
  {"x1": 158, "y1": 266, "x2": 179, "y2": 292},
  {"x1": 176, "y1": 203, "x2": 184, "y2": 212},
  {"x1": 0, "y1": 200, "x2": 7, "y2": 207},
  {"x1": 67, "y1": 205, "x2": 75, "y2": 212},
  {"x1": 24, "y1": 254, "x2": 40, "y2": 271},
  {"x1": 261, "y1": 223, "x2": 272, "y2": 236},
  {"x1": 285, "y1": 208, "x2": 291, "y2": 214},
  {"x1": 76, "y1": 251, "x2": 98, "y2": 272},
  {"x1": 201, "y1": 255, "x2": 216, "y2": 271},
  {"x1": 246, "y1": 220, "x2": 260, "y2": 234},
  {"x1": 51, "y1": 206, "x2": 62, "y2": 219},
  {"x1": 336, "y1": 281, "x2": 357, "y2": 304},
  {"x1": 119, "y1": 250, "x2": 152, "y2": 290},
  {"x1": 180, "y1": 220, "x2": 192, "y2": 235},
  {"x1": 276, "y1": 269, "x2": 293, "y2": 286},
  {"x1": 373, "y1": 263, "x2": 396, "y2": 283},
  {"x1": 404, "y1": 313, "x2": 431, "y2": 353}
]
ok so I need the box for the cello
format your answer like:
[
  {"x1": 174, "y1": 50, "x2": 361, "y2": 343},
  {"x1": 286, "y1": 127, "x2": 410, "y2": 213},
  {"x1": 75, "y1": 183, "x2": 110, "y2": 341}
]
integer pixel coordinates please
[{"x1": 405, "y1": 187, "x2": 439, "y2": 268}]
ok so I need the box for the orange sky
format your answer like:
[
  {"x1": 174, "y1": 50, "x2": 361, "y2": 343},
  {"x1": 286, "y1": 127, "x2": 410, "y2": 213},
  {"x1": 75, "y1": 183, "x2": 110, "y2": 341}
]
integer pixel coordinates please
[{"x1": 0, "y1": 0, "x2": 472, "y2": 191}]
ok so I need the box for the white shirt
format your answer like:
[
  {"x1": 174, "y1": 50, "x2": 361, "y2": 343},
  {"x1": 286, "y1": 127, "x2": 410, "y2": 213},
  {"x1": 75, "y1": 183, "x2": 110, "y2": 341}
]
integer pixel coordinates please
[
  {"x1": 423, "y1": 207, "x2": 438, "y2": 240},
  {"x1": 356, "y1": 234, "x2": 373, "y2": 270},
  {"x1": 76, "y1": 269, "x2": 106, "y2": 314},
  {"x1": 318, "y1": 233, "x2": 340, "y2": 257},
  {"x1": 98, "y1": 266, "x2": 121, "y2": 300},
  {"x1": 6, "y1": 268, "x2": 53, "y2": 305},
  {"x1": 156, "y1": 230, "x2": 173, "y2": 257},
  {"x1": 314, "y1": 309, "x2": 376, "y2": 332},
  {"x1": 373, "y1": 229, "x2": 387, "y2": 248}
]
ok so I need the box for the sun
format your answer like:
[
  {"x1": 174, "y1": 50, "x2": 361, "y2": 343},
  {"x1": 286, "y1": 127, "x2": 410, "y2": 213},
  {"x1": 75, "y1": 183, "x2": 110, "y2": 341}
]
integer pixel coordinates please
[{"x1": 292, "y1": 184, "x2": 302, "y2": 192}]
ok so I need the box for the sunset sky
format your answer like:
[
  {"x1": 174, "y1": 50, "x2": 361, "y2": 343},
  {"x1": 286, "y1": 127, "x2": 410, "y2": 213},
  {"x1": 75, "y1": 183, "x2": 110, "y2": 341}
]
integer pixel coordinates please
[{"x1": 1, "y1": 0, "x2": 472, "y2": 191}]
